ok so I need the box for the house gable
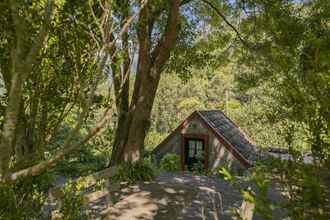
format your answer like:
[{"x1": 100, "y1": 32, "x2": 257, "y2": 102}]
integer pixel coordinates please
[{"x1": 152, "y1": 111, "x2": 255, "y2": 169}]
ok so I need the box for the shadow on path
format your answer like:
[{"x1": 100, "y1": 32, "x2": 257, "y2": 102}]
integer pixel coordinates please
[
  {"x1": 97, "y1": 173, "x2": 244, "y2": 220},
  {"x1": 102, "y1": 180, "x2": 197, "y2": 220}
]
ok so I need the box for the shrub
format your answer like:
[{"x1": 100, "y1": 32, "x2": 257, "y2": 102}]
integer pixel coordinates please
[
  {"x1": 160, "y1": 154, "x2": 180, "y2": 172},
  {"x1": 219, "y1": 157, "x2": 330, "y2": 220},
  {"x1": 112, "y1": 160, "x2": 155, "y2": 184},
  {"x1": 0, "y1": 172, "x2": 53, "y2": 219},
  {"x1": 191, "y1": 160, "x2": 205, "y2": 175},
  {"x1": 59, "y1": 178, "x2": 89, "y2": 220}
]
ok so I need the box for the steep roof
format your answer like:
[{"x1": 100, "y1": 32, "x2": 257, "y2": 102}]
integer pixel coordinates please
[
  {"x1": 198, "y1": 110, "x2": 256, "y2": 162},
  {"x1": 153, "y1": 110, "x2": 257, "y2": 167}
]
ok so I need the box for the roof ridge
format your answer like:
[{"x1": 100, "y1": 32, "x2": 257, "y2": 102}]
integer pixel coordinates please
[{"x1": 197, "y1": 109, "x2": 224, "y2": 113}]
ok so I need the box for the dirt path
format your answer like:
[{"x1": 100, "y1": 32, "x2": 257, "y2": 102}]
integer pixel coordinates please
[{"x1": 91, "y1": 173, "x2": 243, "y2": 220}]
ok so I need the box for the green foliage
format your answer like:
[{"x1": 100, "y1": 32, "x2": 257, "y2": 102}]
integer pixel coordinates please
[
  {"x1": 149, "y1": 69, "x2": 287, "y2": 151},
  {"x1": 54, "y1": 144, "x2": 110, "y2": 178},
  {"x1": 190, "y1": 160, "x2": 206, "y2": 175},
  {"x1": 50, "y1": 121, "x2": 112, "y2": 178},
  {"x1": 159, "y1": 154, "x2": 180, "y2": 172},
  {"x1": 167, "y1": 0, "x2": 233, "y2": 79},
  {"x1": 219, "y1": 164, "x2": 277, "y2": 219},
  {"x1": 218, "y1": 167, "x2": 234, "y2": 182},
  {"x1": 112, "y1": 160, "x2": 155, "y2": 184},
  {"x1": 236, "y1": 0, "x2": 330, "y2": 153},
  {"x1": 59, "y1": 178, "x2": 89, "y2": 220},
  {"x1": 225, "y1": 2, "x2": 330, "y2": 217},
  {"x1": 145, "y1": 130, "x2": 167, "y2": 152},
  {"x1": 0, "y1": 172, "x2": 53, "y2": 219},
  {"x1": 220, "y1": 156, "x2": 330, "y2": 220}
]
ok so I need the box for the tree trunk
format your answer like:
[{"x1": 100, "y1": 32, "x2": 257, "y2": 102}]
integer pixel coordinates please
[
  {"x1": 109, "y1": 0, "x2": 181, "y2": 165},
  {"x1": 110, "y1": 74, "x2": 130, "y2": 165},
  {"x1": 0, "y1": 64, "x2": 26, "y2": 175},
  {"x1": 37, "y1": 103, "x2": 48, "y2": 159},
  {"x1": 123, "y1": 68, "x2": 160, "y2": 162},
  {"x1": 109, "y1": 0, "x2": 131, "y2": 166},
  {"x1": 14, "y1": 110, "x2": 28, "y2": 165}
]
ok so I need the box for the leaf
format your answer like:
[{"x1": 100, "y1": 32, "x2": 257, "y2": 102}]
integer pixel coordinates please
[
  {"x1": 241, "y1": 190, "x2": 256, "y2": 204},
  {"x1": 218, "y1": 167, "x2": 233, "y2": 182}
]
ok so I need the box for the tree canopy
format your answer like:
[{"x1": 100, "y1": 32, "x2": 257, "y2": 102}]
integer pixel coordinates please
[{"x1": 0, "y1": 0, "x2": 329, "y2": 219}]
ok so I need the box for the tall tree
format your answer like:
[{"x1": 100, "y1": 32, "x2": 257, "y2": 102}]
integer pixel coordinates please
[
  {"x1": 0, "y1": 0, "x2": 54, "y2": 176},
  {"x1": 110, "y1": 0, "x2": 182, "y2": 164},
  {"x1": 0, "y1": 0, "x2": 141, "y2": 182}
]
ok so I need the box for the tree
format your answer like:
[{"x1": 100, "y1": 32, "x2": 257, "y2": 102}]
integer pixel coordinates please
[
  {"x1": 235, "y1": 0, "x2": 330, "y2": 161},
  {"x1": 110, "y1": 0, "x2": 182, "y2": 164},
  {"x1": 110, "y1": 0, "x2": 249, "y2": 164},
  {"x1": 231, "y1": 1, "x2": 330, "y2": 217},
  {"x1": 0, "y1": 0, "x2": 55, "y2": 177},
  {"x1": 0, "y1": 0, "x2": 140, "y2": 182}
]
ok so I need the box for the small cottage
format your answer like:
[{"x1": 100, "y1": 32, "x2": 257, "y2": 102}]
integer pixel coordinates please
[{"x1": 152, "y1": 110, "x2": 256, "y2": 173}]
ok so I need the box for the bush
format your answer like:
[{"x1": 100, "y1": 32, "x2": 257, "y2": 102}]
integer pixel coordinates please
[
  {"x1": 112, "y1": 160, "x2": 155, "y2": 184},
  {"x1": 0, "y1": 172, "x2": 53, "y2": 219},
  {"x1": 159, "y1": 154, "x2": 180, "y2": 172},
  {"x1": 59, "y1": 178, "x2": 89, "y2": 220},
  {"x1": 219, "y1": 157, "x2": 330, "y2": 220},
  {"x1": 191, "y1": 160, "x2": 206, "y2": 175}
]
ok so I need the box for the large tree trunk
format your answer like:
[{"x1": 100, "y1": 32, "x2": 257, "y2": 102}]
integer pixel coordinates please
[
  {"x1": 123, "y1": 68, "x2": 161, "y2": 162},
  {"x1": 109, "y1": 0, "x2": 131, "y2": 166},
  {"x1": 110, "y1": 0, "x2": 181, "y2": 165},
  {"x1": 109, "y1": 53, "x2": 130, "y2": 165}
]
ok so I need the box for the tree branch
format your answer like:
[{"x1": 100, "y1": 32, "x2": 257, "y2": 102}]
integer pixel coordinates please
[
  {"x1": 130, "y1": 1, "x2": 152, "y2": 108},
  {"x1": 3, "y1": 106, "x2": 114, "y2": 182},
  {"x1": 105, "y1": 0, "x2": 148, "y2": 55},
  {"x1": 201, "y1": 0, "x2": 251, "y2": 49},
  {"x1": 25, "y1": 0, "x2": 54, "y2": 67},
  {"x1": 151, "y1": 0, "x2": 181, "y2": 72}
]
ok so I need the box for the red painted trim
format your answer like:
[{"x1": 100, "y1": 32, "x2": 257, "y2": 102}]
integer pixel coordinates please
[{"x1": 196, "y1": 112, "x2": 251, "y2": 168}]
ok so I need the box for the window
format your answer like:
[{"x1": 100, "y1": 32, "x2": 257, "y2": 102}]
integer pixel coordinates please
[
  {"x1": 184, "y1": 137, "x2": 205, "y2": 170},
  {"x1": 188, "y1": 141, "x2": 195, "y2": 157}
]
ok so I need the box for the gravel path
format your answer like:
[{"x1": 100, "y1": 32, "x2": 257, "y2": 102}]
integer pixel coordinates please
[
  {"x1": 94, "y1": 172, "x2": 245, "y2": 220},
  {"x1": 157, "y1": 173, "x2": 243, "y2": 220}
]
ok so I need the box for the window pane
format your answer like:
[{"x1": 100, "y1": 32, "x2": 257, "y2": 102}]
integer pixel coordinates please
[
  {"x1": 189, "y1": 141, "x2": 195, "y2": 157},
  {"x1": 196, "y1": 141, "x2": 203, "y2": 158}
]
